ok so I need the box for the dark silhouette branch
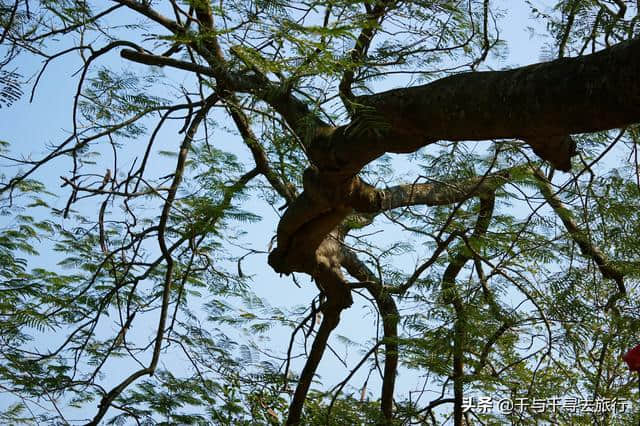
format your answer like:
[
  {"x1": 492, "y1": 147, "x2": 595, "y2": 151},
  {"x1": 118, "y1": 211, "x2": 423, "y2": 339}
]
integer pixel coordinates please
[
  {"x1": 339, "y1": 0, "x2": 394, "y2": 106},
  {"x1": 340, "y1": 247, "x2": 398, "y2": 423},
  {"x1": 286, "y1": 303, "x2": 344, "y2": 425},
  {"x1": 310, "y1": 37, "x2": 640, "y2": 172},
  {"x1": 85, "y1": 94, "x2": 219, "y2": 426},
  {"x1": 440, "y1": 193, "x2": 495, "y2": 426}
]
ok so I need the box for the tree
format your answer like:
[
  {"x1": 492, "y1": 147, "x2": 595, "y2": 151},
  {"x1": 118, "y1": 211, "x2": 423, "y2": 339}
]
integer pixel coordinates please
[{"x1": 1, "y1": 0, "x2": 640, "y2": 424}]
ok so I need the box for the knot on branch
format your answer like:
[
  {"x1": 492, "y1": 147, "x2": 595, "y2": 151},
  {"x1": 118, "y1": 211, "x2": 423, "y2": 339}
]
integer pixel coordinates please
[
  {"x1": 303, "y1": 165, "x2": 359, "y2": 208},
  {"x1": 526, "y1": 135, "x2": 577, "y2": 172},
  {"x1": 267, "y1": 247, "x2": 292, "y2": 275}
]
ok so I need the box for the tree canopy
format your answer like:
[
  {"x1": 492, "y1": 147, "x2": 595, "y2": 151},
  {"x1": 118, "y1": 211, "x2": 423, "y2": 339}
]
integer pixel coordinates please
[{"x1": 1, "y1": 0, "x2": 640, "y2": 424}]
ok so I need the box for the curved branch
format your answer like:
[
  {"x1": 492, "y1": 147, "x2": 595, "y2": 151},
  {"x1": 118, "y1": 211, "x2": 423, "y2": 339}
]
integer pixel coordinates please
[
  {"x1": 286, "y1": 304, "x2": 343, "y2": 425},
  {"x1": 531, "y1": 168, "x2": 626, "y2": 307},
  {"x1": 440, "y1": 193, "x2": 495, "y2": 426},
  {"x1": 271, "y1": 166, "x2": 513, "y2": 279},
  {"x1": 350, "y1": 168, "x2": 513, "y2": 213},
  {"x1": 340, "y1": 247, "x2": 398, "y2": 423},
  {"x1": 311, "y1": 37, "x2": 640, "y2": 171}
]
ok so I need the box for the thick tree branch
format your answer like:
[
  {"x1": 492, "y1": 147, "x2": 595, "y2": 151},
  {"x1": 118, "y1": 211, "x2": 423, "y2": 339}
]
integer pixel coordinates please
[
  {"x1": 120, "y1": 48, "x2": 217, "y2": 77},
  {"x1": 285, "y1": 240, "x2": 353, "y2": 423},
  {"x1": 270, "y1": 167, "x2": 513, "y2": 278},
  {"x1": 271, "y1": 38, "x2": 640, "y2": 287},
  {"x1": 310, "y1": 37, "x2": 640, "y2": 172},
  {"x1": 349, "y1": 169, "x2": 512, "y2": 213}
]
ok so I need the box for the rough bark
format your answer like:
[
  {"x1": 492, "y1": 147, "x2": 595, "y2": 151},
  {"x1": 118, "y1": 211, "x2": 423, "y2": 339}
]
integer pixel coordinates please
[
  {"x1": 309, "y1": 37, "x2": 640, "y2": 173},
  {"x1": 123, "y1": 37, "x2": 640, "y2": 175},
  {"x1": 268, "y1": 39, "x2": 640, "y2": 305}
]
